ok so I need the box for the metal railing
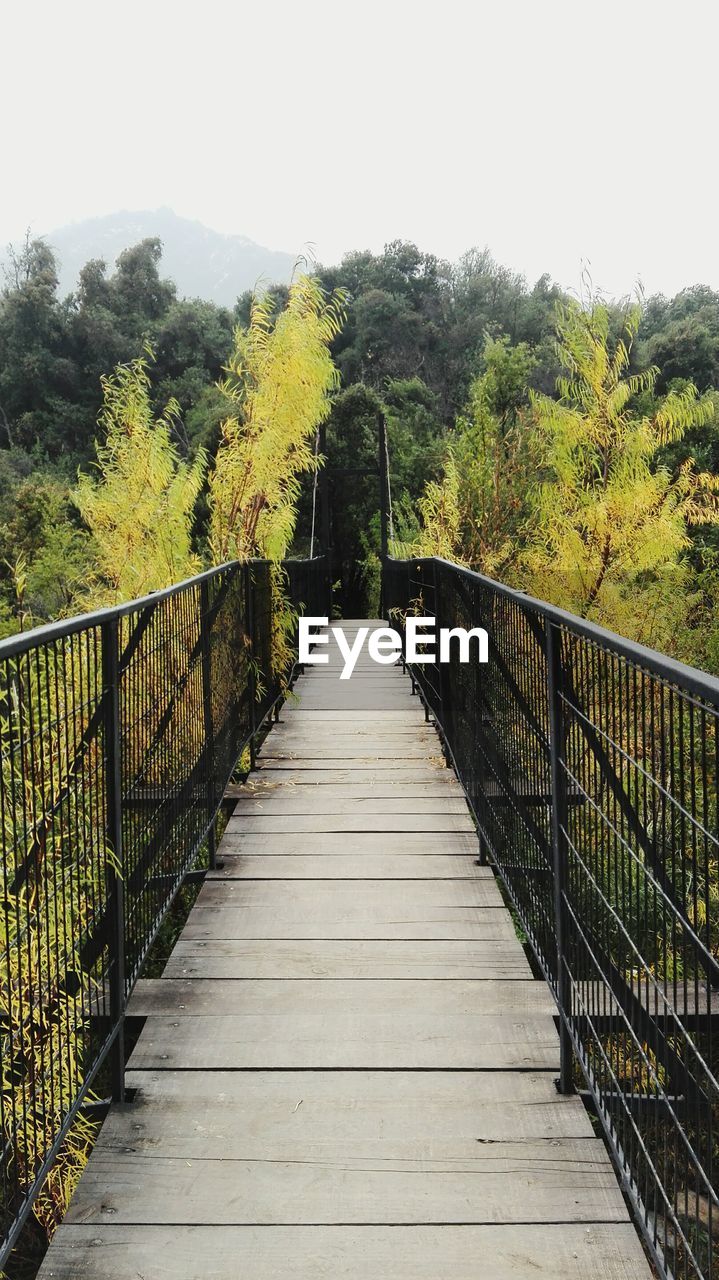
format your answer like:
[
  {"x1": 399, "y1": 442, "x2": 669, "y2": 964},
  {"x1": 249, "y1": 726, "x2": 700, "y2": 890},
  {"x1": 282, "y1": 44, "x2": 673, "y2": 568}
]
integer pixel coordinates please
[
  {"x1": 383, "y1": 555, "x2": 718, "y2": 1280},
  {"x1": 0, "y1": 555, "x2": 327, "y2": 1265}
]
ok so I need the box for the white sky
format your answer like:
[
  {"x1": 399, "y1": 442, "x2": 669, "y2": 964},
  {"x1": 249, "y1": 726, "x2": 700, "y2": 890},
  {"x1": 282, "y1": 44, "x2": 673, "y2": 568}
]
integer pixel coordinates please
[{"x1": 2, "y1": 0, "x2": 718, "y2": 299}]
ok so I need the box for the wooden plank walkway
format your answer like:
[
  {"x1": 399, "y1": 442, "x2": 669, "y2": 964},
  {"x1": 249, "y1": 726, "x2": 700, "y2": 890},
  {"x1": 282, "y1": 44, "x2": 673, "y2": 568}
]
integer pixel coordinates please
[{"x1": 39, "y1": 622, "x2": 651, "y2": 1279}]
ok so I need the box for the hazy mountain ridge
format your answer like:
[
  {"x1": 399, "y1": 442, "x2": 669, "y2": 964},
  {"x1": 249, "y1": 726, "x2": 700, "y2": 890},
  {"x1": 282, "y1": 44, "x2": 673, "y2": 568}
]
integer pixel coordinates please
[{"x1": 44, "y1": 208, "x2": 296, "y2": 305}]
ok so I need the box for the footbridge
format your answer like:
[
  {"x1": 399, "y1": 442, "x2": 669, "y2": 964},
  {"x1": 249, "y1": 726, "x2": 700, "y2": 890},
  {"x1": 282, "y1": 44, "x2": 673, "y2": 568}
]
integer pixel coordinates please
[{"x1": 0, "y1": 556, "x2": 714, "y2": 1280}]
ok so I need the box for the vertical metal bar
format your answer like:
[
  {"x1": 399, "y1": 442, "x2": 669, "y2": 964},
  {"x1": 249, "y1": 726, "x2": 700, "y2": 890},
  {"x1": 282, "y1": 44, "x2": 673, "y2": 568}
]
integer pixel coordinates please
[
  {"x1": 378, "y1": 413, "x2": 390, "y2": 562},
  {"x1": 102, "y1": 615, "x2": 125, "y2": 1104},
  {"x1": 434, "y1": 561, "x2": 452, "y2": 745},
  {"x1": 245, "y1": 564, "x2": 258, "y2": 768},
  {"x1": 319, "y1": 422, "x2": 332, "y2": 618},
  {"x1": 378, "y1": 413, "x2": 389, "y2": 617},
  {"x1": 474, "y1": 586, "x2": 488, "y2": 867},
  {"x1": 546, "y1": 618, "x2": 573, "y2": 1095},
  {"x1": 200, "y1": 579, "x2": 217, "y2": 871}
]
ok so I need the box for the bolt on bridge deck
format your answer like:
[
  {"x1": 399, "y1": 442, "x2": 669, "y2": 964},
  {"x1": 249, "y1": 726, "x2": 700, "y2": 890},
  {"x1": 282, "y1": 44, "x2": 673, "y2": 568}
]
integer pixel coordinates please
[{"x1": 38, "y1": 623, "x2": 651, "y2": 1279}]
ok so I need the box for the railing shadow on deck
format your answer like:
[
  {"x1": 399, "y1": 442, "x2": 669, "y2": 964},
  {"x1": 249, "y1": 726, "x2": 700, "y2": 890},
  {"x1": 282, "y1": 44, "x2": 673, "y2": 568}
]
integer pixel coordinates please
[
  {"x1": 0, "y1": 555, "x2": 328, "y2": 1268},
  {"x1": 383, "y1": 555, "x2": 718, "y2": 1280}
]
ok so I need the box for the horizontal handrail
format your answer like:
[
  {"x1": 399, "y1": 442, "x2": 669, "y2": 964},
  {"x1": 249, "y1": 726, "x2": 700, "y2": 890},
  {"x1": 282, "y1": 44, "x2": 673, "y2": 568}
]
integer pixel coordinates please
[
  {"x1": 0, "y1": 561, "x2": 245, "y2": 658},
  {"x1": 393, "y1": 555, "x2": 719, "y2": 708}
]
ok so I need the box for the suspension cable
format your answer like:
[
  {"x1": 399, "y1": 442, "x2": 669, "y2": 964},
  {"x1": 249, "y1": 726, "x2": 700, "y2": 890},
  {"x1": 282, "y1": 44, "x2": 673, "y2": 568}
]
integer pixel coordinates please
[
  {"x1": 309, "y1": 426, "x2": 320, "y2": 558},
  {"x1": 384, "y1": 425, "x2": 395, "y2": 549}
]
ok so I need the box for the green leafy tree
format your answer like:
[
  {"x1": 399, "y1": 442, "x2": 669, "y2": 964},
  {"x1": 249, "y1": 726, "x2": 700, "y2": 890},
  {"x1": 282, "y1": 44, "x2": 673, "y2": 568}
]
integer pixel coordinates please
[
  {"x1": 0, "y1": 475, "x2": 88, "y2": 631},
  {"x1": 321, "y1": 383, "x2": 384, "y2": 615},
  {"x1": 0, "y1": 237, "x2": 79, "y2": 459},
  {"x1": 384, "y1": 377, "x2": 444, "y2": 501},
  {"x1": 640, "y1": 286, "x2": 719, "y2": 390},
  {"x1": 400, "y1": 337, "x2": 536, "y2": 573},
  {"x1": 152, "y1": 298, "x2": 234, "y2": 416}
]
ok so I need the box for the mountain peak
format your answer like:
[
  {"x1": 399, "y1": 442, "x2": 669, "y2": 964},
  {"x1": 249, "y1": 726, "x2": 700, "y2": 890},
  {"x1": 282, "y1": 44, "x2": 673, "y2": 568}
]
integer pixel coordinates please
[{"x1": 44, "y1": 209, "x2": 296, "y2": 306}]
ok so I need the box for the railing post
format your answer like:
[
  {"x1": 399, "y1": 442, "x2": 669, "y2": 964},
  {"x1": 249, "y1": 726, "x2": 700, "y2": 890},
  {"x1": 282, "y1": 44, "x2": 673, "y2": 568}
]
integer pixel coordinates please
[
  {"x1": 200, "y1": 579, "x2": 217, "y2": 871},
  {"x1": 244, "y1": 563, "x2": 258, "y2": 767},
  {"x1": 378, "y1": 413, "x2": 390, "y2": 617},
  {"x1": 319, "y1": 423, "x2": 332, "y2": 618},
  {"x1": 474, "y1": 599, "x2": 488, "y2": 868},
  {"x1": 102, "y1": 615, "x2": 125, "y2": 1104},
  {"x1": 433, "y1": 562, "x2": 452, "y2": 745},
  {"x1": 546, "y1": 619, "x2": 573, "y2": 1095}
]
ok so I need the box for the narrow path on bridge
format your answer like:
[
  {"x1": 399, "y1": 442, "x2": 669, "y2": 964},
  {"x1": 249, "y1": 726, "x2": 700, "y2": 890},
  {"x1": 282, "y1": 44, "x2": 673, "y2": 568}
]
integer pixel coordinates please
[{"x1": 40, "y1": 623, "x2": 651, "y2": 1279}]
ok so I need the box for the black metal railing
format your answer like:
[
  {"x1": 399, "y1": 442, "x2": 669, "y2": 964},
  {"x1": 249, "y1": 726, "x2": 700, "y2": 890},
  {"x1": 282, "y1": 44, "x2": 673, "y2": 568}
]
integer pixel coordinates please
[
  {"x1": 0, "y1": 555, "x2": 327, "y2": 1264},
  {"x1": 383, "y1": 555, "x2": 718, "y2": 1280}
]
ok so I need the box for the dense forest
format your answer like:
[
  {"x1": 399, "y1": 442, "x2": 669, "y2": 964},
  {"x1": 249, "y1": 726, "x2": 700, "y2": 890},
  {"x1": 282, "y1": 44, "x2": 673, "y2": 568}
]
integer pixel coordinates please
[{"x1": 2, "y1": 231, "x2": 719, "y2": 669}]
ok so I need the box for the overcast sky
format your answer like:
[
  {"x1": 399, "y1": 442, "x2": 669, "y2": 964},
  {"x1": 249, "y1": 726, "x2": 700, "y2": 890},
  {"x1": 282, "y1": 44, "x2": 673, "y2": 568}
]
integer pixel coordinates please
[{"x1": 3, "y1": 0, "x2": 717, "y2": 299}]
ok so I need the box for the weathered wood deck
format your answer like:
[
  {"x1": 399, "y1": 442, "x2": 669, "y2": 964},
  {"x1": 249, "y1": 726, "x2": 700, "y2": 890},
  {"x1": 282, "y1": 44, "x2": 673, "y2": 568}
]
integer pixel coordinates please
[{"x1": 39, "y1": 623, "x2": 651, "y2": 1278}]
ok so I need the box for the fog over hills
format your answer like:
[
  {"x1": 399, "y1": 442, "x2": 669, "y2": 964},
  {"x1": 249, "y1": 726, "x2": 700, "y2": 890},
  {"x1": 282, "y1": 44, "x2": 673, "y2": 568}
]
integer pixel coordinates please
[{"x1": 44, "y1": 208, "x2": 296, "y2": 305}]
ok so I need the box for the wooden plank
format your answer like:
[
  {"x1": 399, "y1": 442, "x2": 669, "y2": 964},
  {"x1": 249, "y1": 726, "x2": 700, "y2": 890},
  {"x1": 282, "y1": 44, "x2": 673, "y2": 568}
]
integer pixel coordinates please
[
  {"x1": 292, "y1": 702, "x2": 421, "y2": 712},
  {"x1": 120, "y1": 1069, "x2": 598, "y2": 1141},
  {"x1": 126, "y1": 1012, "x2": 559, "y2": 1069},
  {"x1": 181, "y1": 908, "x2": 517, "y2": 942},
  {"x1": 65, "y1": 1137, "x2": 630, "y2": 1226},
  {"x1": 230, "y1": 795, "x2": 471, "y2": 814},
  {"x1": 258, "y1": 759, "x2": 448, "y2": 772},
  {"x1": 260, "y1": 744, "x2": 439, "y2": 759},
  {"x1": 270, "y1": 719, "x2": 434, "y2": 730},
  {"x1": 266, "y1": 729, "x2": 438, "y2": 744},
  {"x1": 207, "y1": 855, "x2": 483, "y2": 879},
  {"x1": 163, "y1": 939, "x2": 533, "y2": 980},
  {"x1": 190, "y1": 878, "x2": 504, "y2": 908},
  {"x1": 35, "y1": 1223, "x2": 655, "y2": 1279},
  {"x1": 292, "y1": 696, "x2": 417, "y2": 710},
  {"x1": 214, "y1": 833, "x2": 480, "y2": 857},
  {"x1": 237, "y1": 778, "x2": 464, "y2": 796},
  {"x1": 268, "y1": 735, "x2": 435, "y2": 748},
  {"x1": 268, "y1": 718, "x2": 432, "y2": 731},
  {"x1": 258, "y1": 759, "x2": 449, "y2": 771},
  {"x1": 291, "y1": 675, "x2": 406, "y2": 686},
  {"x1": 129, "y1": 978, "x2": 555, "y2": 1018},
  {"x1": 253, "y1": 769, "x2": 455, "y2": 783},
  {"x1": 225, "y1": 813, "x2": 474, "y2": 833},
  {"x1": 280, "y1": 710, "x2": 424, "y2": 721},
  {"x1": 277, "y1": 713, "x2": 424, "y2": 723},
  {"x1": 296, "y1": 673, "x2": 410, "y2": 685}
]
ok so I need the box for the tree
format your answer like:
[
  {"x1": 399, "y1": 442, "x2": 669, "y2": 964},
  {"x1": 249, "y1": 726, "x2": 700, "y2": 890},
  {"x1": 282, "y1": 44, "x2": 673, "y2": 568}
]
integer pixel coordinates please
[
  {"x1": 318, "y1": 241, "x2": 450, "y2": 403},
  {"x1": 639, "y1": 286, "x2": 719, "y2": 390},
  {"x1": 448, "y1": 336, "x2": 537, "y2": 573},
  {"x1": 208, "y1": 275, "x2": 345, "y2": 564},
  {"x1": 384, "y1": 376, "x2": 444, "y2": 502},
  {"x1": 0, "y1": 237, "x2": 79, "y2": 458},
  {"x1": 152, "y1": 298, "x2": 234, "y2": 411},
  {"x1": 319, "y1": 382, "x2": 384, "y2": 615},
  {"x1": 0, "y1": 474, "x2": 88, "y2": 632},
  {"x1": 402, "y1": 452, "x2": 463, "y2": 562},
  {"x1": 521, "y1": 300, "x2": 719, "y2": 650},
  {"x1": 109, "y1": 238, "x2": 177, "y2": 332},
  {"x1": 73, "y1": 354, "x2": 205, "y2": 605},
  {"x1": 399, "y1": 337, "x2": 537, "y2": 573}
]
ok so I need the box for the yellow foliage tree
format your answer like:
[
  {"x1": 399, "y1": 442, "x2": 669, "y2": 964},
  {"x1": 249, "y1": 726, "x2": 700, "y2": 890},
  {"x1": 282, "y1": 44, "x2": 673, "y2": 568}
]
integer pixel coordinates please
[
  {"x1": 394, "y1": 451, "x2": 464, "y2": 563},
  {"x1": 73, "y1": 355, "x2": 206, "y2": 606},
  {"x1": 521, "y1": 301, "x2": 719, "y2": 648},
  {"x1": 209, "y1": 274, "x2": 346, "y2": 565}
]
